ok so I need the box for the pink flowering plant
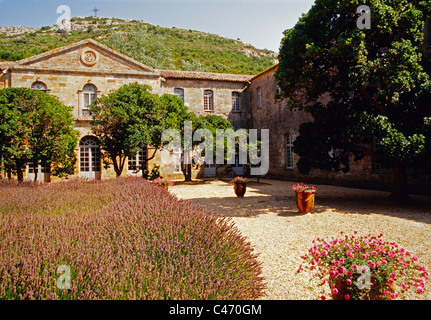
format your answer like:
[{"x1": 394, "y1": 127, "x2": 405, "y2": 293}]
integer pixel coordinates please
[
  {"x1": 297, "y1": 232, "x2": 428, "y2": 300},
  {"x1": 152, "y1": 177, "x2": 174, "y2": 186},
  {"x1": 291, "y1": 183, "x2": 317, "y2": 193},
  {"x1": 232, "y1": 176, "x2": 250, "y2": 183}
]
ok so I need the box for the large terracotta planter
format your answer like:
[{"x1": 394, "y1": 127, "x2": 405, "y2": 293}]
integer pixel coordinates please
[
  {"x1": 233, "y1": 182, "x2": 247, "y2": 197},
  {"x1": 331, "y1": 277, "x2": 393, "y2": 300},
  {"x1": 295, "y1": 190, "x2": 315, "y2": 214}
]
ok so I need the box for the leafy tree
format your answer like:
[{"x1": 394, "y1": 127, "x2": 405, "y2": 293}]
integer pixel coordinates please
[
  {"x1": 0, "y1": 88, "x2": 79, "y2": 181},
  {"x1": 192, "y1": 115, "x2": 261, "y2": 179},
  {"x1": 89, "y1": 83, "x2": 190, "y2": 177},
  {"x1": 193, "y1": 114, "x2": 234, "y2": 179},
  {"x1": 276, "y1": 0, "x2": 431, "y2": 202}
]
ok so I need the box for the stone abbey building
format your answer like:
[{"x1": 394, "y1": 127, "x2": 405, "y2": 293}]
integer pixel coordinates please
[{"x1": 1, "y1": 32, "x2": 431, "y2": 193}]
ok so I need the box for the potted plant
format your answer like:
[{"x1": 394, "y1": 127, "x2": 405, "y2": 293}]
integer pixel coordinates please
[
  {"x1": 297, "y1": 232, "x2": 428, "y2": 300},
  {"x1": 152, "y1": 177, "x2": 174, "y2": 191},
  {"x1": 292, "y1": 183, "x2": 317, "y2": 214},
  {"x1": 232, "y1": 176, "x2": 250, "y2": 197}
]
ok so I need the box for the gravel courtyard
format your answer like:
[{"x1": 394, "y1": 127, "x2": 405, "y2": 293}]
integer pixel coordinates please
[{"x1": 170, "y1": 178, "x2": 431, "y2": 300}]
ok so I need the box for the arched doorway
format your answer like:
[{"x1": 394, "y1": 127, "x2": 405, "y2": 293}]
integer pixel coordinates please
[{"x1": 79, "y1": 136, "x2": 101, "y2": 180}]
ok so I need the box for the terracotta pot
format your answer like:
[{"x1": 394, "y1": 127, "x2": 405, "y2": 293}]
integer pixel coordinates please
[
  {"x1": 295, "y1": 190, "x2": 315, "y2": 214},
  {"x1": 234, "y1": 182, "x2": 247, "y2": 197},
  {"x1": 331, "y1": 277, "x2": 393, "y2": 300},
  {"x1": 156, "y1": 184, "x2": 169, "y2": 191}
]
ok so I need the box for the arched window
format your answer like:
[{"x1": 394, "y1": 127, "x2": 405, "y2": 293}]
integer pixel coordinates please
[
  {"x1": 79, "y1": 136, "x2": 101, "y2": 179},
  {"x1": 31, "y1": 81, "x2": 47, "y2": 92},
  {"x1": 82, "y1": 84, "x2": 97, "y2": 108},
  {"x1": 79, "y1": 84, "x2": 98, "y2": 118},
  {"x1": 174, "y1": 88, "x2": 184, "y2": 102},
  {"x1": 204, "y1": 90, "x2": 213, "y2": 111}
]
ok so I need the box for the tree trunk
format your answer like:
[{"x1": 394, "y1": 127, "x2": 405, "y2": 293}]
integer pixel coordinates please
[
  {"x1": 16, "y1": 167, "x2": 23, "y2": 182},
  {"x1": 182, "y1": 149, "x2": 193, "y2": 182},
  {"x1": 391, "y1": 166, "x2": 410, "y2": 203},
  {"x1": 183, "y1": 163, "x2": 192, "y2": 181},
  {"x1": 33, "y1": 161, "x2": 38, "y2": 182},
  {"x1": 112, "y1": 154, "x2": 124, "y2": 177}
]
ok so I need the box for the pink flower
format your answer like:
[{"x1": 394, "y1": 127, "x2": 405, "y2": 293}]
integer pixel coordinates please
[
  {"x1": 332, "y1": 288, "x2": 339, "y2": 295},
  {"x1": 344, "y1": 294, "x2": 350, "y2": 300},
  {"x1": 390, "y1": 293, "x2": 398, "y2": 299},
  {"x1": 388, "y1": 279, "x2": 394, "y2": 285},
  {"x1": 417, "y1": 287, "x2": 424, "y2": 294},
  {"x1": 346, "y1": 279, "x2": 352, "y2": 286},
  {"x1": 352, "y1": 264, "x2": 358, "y2": 271},
  {"x1": 346, "y1": 270, "x2": 353, "y2": 277},
  {"x1": 390, "y1": 273, "x2": 397, "y2": 279},
  {"x1": 384, "y1": 290, "x2": 391, "y2": 296},
  {"x1": 330, "y1": 270, "x2": 339, "y2": 277}
]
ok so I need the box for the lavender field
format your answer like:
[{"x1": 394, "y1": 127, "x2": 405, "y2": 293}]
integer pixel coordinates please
[{"x1": 0, "y1": 177, "x2": 266, "y2": 300}]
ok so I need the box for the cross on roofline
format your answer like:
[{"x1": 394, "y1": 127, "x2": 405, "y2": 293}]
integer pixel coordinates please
[{"x1": 92, "y1": 7, "x2": 100, "y2": 17}]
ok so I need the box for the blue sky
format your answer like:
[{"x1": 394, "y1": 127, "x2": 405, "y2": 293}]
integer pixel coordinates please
[{"x1": 0, "y1": 0, "x2": 315, "y2": 52}]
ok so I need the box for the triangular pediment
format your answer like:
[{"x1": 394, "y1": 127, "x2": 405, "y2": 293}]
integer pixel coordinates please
[{"x1": 11, "y1": 39, "x2": 158, "y2": 76}]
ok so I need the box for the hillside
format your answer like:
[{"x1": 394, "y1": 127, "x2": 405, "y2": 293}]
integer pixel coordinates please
[{"x1": 0, "y1": 16, "x2": 277, "y2": 75}]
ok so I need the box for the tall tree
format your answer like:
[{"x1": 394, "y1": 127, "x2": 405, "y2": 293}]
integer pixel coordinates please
[
  {"x1": 276, "y1": 0, "x2": 431, "y2": 202},
  {"x1": 89, "y1": 83, "x2": 191, "y2": 177},
  {"x1": 0, "y1": 88, "x2": 79, "y2": 181}
]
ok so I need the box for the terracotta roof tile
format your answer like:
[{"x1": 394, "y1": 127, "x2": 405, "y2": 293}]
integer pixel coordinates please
[
  {"x1": 0, "y1": 62, "x2": 13, "y2": 70},
  {"x1": 159, "y1": 69, "x2": 254, "y2": 82}
]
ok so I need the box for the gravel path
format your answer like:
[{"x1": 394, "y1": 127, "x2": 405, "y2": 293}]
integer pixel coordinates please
[{"x1": 170, "y1": 179, "x2": 431, "y2": 300}]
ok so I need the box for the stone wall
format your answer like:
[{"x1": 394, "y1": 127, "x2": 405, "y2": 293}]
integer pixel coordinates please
[
  {"x1": 161, "y1": 78, "x2": 250, "y2": 129},
  {"x1": 2, "y1": 40, "x2": 252, "y2": 181},
  {"x1": 248, "y1": 65, "x2": 431, "y2": 195}
]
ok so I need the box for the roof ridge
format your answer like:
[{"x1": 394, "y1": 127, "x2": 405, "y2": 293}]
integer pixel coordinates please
[{"x1": 158, "y1": 69, "x2": 254, "y2": 82}]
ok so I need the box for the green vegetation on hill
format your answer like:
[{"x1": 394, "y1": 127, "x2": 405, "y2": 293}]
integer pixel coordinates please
[{"x1": 0, "y1": 16, "x2": 276, "y2": 75}]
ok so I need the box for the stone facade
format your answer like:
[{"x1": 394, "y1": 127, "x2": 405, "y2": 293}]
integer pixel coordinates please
[
  {"x1": 248, "y1": 64, "x2": 430, "y2": 194},
  {"x1": 0, "y1": 39, "x2": 252, "y2": 181},
  {"x1": 0, "y1": 37, "x2": 430, "y2": 193}
]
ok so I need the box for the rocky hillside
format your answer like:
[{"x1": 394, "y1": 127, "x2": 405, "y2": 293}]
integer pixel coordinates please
[{"x1": 0, "y1": 16, "x2": 277, "y2": 75}]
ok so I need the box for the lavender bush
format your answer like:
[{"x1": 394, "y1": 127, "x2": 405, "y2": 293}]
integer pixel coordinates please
[{"x1": 0, "y1": 177, "x2": 266, "y2": 299}]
